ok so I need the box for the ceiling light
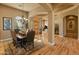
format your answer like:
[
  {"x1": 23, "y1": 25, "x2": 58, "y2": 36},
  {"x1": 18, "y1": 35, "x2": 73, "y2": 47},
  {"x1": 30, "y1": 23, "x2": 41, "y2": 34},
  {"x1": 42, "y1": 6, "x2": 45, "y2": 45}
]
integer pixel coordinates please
[
  {"x1": 26, "y1": 19, "x2": 28, "y2": 20},
  {"x1": 23, "y1": 17, "x2": 26, "y2": 20}
]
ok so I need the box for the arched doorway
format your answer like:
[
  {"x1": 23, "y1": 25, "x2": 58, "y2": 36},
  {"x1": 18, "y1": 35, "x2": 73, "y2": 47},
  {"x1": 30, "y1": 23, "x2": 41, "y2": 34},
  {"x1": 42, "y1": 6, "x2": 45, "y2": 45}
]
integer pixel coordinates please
[{"x1": 63, "y1": 15, "x2": 78, "y2": 39}]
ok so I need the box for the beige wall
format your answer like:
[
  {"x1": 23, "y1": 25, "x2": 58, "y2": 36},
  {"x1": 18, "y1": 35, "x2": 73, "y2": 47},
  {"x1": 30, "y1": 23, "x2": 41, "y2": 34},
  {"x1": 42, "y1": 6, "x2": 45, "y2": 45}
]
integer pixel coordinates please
[
  {"x1": 0, "y1": 5, "x2": 28, "y2": 40},
  {"x1": 55, "y1": 8, "x2": 78, "y2": 24},
  {"x1": 54, "y1": 7, "x2": 78, "y2": 36}
]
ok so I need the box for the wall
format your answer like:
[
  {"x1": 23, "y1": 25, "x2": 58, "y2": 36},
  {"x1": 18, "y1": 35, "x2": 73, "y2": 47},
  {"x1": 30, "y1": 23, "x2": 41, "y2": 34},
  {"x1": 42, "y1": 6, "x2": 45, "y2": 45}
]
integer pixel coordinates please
[
  {"x1": 54, "y1": 7, "x2": 78, "y2": 37},
  {"x1": 55, "y1": 7, "x2": 78, "y2": 25},
  {"x1": 0, "y1": 4, "x2": 28, "y2": 40}
]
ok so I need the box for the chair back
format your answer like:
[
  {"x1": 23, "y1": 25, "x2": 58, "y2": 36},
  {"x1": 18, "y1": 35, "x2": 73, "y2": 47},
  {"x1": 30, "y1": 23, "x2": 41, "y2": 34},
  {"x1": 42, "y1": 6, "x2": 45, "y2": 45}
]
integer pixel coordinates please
[
  {"x1": 26, "y1": 30, "x2": 35, "y2": 42},
  {"x1": 10, "y1": 30, "x2": 16, "y2": 41}
]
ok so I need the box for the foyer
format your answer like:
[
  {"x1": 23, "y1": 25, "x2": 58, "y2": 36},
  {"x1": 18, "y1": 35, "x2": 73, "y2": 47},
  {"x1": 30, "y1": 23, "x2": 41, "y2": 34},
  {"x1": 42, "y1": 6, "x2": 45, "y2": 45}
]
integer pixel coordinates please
[{"x1": 0, "y1": 3, "x2": 79, "y2": 55}]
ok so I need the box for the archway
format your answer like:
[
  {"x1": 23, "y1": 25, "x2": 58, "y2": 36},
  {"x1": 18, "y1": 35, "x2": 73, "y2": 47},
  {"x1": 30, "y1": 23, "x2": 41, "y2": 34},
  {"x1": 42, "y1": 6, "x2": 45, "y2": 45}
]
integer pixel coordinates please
[{"x1": 63, "y1": 15, "x2": 78, "y2": 39}]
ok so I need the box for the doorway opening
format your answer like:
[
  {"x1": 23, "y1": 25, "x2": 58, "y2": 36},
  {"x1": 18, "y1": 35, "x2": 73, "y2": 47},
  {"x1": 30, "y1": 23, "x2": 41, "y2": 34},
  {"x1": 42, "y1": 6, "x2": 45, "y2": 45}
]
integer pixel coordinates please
[{"x1": 63, "y1": 15, "x2": 78, "y2": 39}]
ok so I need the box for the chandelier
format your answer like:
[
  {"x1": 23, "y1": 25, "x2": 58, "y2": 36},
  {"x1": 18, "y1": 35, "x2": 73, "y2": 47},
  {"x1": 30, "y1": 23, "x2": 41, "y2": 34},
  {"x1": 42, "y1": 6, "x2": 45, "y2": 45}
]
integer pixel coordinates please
[{"x1": 21, "y1": 3, "x2": 28, "y2": 21}]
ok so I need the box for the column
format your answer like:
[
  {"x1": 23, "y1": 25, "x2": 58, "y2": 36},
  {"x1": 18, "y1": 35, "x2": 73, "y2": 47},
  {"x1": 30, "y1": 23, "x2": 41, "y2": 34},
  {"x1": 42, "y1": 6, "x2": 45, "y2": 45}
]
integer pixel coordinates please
[
  {"x1": 59, "y1": 14, "x2": 64, "y2": 37},
  {"x1": 78, "y1": 6, "x2": 79, "y2": 40},
  {"x1": 0, "y1": 20, "x2": 1, "y2": 40},
  {"x1": 48, "y1": 11, "x2": 55, "y2": 45}
]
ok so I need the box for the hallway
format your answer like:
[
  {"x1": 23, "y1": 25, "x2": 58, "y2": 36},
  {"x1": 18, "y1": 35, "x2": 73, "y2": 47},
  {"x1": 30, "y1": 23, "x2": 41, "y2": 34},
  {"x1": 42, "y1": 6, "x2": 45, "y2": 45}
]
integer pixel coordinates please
[{"x1": 31, "y1": 35, "x2": 79, "y2": 55}]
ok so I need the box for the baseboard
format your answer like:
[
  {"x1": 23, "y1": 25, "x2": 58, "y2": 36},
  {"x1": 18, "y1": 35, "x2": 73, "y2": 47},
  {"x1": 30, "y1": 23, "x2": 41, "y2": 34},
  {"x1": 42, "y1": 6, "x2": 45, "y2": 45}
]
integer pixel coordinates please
[
  {"x1": 48, "y1": 41, "x2": 55, "y2": 46},
  {"x1": 0, "y1": 38, "x2": 13, "y2": 43}
]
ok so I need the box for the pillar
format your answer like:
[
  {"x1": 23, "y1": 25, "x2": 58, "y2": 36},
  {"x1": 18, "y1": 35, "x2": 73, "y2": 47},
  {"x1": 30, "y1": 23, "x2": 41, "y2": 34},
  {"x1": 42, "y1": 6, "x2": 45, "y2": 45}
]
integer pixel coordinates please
[
  {"x1": 59, "y1": 14, "x2": 64, "y2": 37},
  {"x1": 48, "y1": 11, "x2": 55, "y2": 45},
  {"x1": 78, "y1": 6, "x2": 79, "y2": 40}
]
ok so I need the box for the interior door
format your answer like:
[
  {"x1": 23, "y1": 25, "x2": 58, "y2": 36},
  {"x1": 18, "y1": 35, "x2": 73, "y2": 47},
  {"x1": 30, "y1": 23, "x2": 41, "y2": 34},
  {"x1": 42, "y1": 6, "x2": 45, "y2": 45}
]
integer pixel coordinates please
[{"x1": 65, "y1": 15, "x2": 78, "y2": 38}]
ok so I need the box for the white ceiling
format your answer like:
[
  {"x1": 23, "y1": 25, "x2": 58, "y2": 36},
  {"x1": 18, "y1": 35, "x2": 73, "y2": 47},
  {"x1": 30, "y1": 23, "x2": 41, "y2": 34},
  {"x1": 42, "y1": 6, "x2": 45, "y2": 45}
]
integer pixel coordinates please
[
  {"x1": 2, "y1": 3, "x2": 41, "y2": 12},
  {"x1": 51, "y1": 3, "x2": 74, "y2": 12},
  {"x1": 2, "y1": 3, "x2": 77, "y2": 13}
]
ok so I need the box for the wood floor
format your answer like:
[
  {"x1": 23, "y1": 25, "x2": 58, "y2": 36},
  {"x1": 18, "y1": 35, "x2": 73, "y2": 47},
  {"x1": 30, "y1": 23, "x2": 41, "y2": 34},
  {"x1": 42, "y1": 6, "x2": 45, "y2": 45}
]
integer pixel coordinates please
[
  {"x1": 31, "y1": 35, "x2": 79, "y2": 55},
  {"x1": 0, "y1": 34, "x2": 79, "y2": 55}
]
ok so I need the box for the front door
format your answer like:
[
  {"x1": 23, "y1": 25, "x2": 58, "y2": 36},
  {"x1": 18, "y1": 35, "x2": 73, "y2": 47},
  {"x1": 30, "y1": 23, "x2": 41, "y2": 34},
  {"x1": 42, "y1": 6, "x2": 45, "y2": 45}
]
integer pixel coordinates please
[{"x1": 65, "y1": 15, "x2": 78, "y2": 38}]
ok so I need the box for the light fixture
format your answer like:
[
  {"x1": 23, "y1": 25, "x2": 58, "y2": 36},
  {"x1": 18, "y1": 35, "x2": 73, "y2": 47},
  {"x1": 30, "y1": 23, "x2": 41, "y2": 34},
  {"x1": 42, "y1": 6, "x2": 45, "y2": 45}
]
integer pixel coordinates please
[
  {"x1": 24, "y1": 18, "x2": 26, "y2": 20},
  {"x1": 15, "y1": 16, "x2": 22, "y2": 20},
  {"x1": 21, "y1": 3, "x2": 25, "y2": 20},
  {"x1": 21, "y1": 3, "x2": 28, "y2": 21},
  {"x1": 26, "y1": 19, "x2": 28, "y2": 21}
]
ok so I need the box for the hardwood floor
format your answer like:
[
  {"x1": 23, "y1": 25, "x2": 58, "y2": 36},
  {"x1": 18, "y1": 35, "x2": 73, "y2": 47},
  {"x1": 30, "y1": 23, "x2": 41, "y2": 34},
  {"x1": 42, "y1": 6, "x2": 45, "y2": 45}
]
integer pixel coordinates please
[
  {"x1": 31, "y1": 35, "x2": 79, "y2": 55},
  {"x1": 0, "y1": 38, "x2": 44, "y2": 55},
  {"x1": 0, "y1": 34, "x2": 79, "y2": 55}
]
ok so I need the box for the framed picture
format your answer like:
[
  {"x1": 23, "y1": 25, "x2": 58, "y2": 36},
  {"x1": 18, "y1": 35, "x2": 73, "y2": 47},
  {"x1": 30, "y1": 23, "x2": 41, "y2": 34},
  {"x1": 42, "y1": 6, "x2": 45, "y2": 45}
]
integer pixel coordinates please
[{"x1": 3, "y1": 17, "x2": 12, "y2": 30}]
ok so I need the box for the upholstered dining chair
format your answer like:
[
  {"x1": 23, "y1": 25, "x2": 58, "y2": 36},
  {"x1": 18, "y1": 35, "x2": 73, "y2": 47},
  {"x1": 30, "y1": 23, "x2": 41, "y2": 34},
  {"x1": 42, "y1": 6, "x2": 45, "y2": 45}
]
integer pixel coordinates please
[
  {"x1": 10, "y1": 30, "x2": 21, "y2": 48},
  {"x1": 26, "y1": 30, "x2": 35, "y2": 50},
  {"x1": 10, "y1": 30, "x2": 17, "y2": 46}
]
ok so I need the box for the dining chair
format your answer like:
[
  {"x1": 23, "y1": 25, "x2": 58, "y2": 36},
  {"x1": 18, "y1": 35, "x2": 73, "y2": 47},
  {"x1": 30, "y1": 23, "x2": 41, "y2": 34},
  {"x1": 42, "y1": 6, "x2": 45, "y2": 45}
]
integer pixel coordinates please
[
  {"x1": 26, "y1": 30, "x2": 35, "y2": 50},
  {"x1": 10, "y1": 30, "x2": 22, "y2": 48}
]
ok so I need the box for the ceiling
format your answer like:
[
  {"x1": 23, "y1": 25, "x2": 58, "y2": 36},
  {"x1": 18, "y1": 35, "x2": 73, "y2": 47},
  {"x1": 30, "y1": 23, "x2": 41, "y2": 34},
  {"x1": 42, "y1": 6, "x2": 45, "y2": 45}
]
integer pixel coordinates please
[
  {"x1": 2, "y1": 3, "x2": 41, "y2": 12},
  {"x1": 1, "y1": 3, "x2": 77, "y2": 13},
  {"x1": 51, "y1": 3, "x2": 74, "y2": 12}
]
